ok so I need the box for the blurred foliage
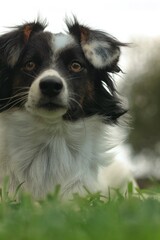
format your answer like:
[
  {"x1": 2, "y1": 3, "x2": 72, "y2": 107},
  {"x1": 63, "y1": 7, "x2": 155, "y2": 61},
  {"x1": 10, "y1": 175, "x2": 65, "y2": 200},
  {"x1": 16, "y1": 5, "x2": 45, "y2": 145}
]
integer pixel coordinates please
[
  {"x1": 1, "y1": 183, "x2": 160, "y2": 240},
  {"x1": 124, "y1": 38, "x2": 160, "y2": 157}
]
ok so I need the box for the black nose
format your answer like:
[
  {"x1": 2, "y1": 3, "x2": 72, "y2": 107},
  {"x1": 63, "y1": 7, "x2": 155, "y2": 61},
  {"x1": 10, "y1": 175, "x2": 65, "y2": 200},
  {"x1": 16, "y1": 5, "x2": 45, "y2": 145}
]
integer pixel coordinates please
[{"x1": 39, "y1": 77, "x2": 63, "y2": 97}]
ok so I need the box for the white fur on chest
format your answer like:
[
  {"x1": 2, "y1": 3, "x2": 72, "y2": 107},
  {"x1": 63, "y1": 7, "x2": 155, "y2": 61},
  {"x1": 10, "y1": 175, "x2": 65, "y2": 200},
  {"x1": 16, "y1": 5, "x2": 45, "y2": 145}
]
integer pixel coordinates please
[{"x1": 0, "y1": 112, "x2": 116, "y2": 199}]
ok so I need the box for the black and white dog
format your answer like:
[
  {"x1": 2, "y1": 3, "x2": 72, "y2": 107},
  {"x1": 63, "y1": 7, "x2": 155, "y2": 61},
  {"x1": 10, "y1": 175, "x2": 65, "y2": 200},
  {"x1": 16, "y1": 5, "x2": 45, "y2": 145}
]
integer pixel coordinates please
[{"x1": 0, "y1": 18, "x2": 134, "y2": 199}]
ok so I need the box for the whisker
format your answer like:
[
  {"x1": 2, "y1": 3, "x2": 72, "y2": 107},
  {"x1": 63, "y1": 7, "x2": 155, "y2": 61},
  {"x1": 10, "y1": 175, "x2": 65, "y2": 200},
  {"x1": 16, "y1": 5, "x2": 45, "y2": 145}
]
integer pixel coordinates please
[
  {"x1": 69, "y1": 92, "x2": 82, "y2": 98},
  {"x1": 0, "y1": 96, "x2": 27, "y2": 112},
  {"x1": 12, "y1": 89, "x2": 29, "y2": 96},
  {"x1": 23, "y1": 71, "x2": 37, "y2": 78},
  {"x1": 13, "y1": 87, "x2": 30, "y2": 90},
  {"x1": 0, "y1": 91, "x2": 28, "y2": 101},
  {"x1": 0, "y1": 89, "x2": 28, "y2": 111},
  {"x1": 69, "y1": 97, "x2": 83, "y2": 111}
]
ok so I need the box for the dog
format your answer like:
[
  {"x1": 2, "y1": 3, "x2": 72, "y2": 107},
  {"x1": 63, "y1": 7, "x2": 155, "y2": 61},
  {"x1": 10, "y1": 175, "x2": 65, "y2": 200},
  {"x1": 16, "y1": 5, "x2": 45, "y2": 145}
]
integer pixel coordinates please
[{"x1": 0, "y1": 18, "x2": 135, "y2": 199}]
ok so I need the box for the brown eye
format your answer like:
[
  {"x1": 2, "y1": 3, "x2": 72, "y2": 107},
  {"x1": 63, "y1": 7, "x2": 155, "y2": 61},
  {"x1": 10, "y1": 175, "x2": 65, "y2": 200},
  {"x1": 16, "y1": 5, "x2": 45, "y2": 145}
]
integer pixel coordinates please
[
  {"x1": 24, "y1": 61, "x2": 36, "y2": 72},
  {"x1": 70, "y1": 62, "x2": 83, "y2": 72}
]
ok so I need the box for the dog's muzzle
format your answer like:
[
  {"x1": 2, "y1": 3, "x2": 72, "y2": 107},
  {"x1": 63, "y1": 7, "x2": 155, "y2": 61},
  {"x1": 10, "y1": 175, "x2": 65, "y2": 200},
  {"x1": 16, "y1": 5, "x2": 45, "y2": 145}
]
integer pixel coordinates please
[
  {"x1": 38, "y1": 76, "x2": 65, "y2": 110},
  {"x1": 26, "y1": 70, "x2": 68, "y2": 117}
]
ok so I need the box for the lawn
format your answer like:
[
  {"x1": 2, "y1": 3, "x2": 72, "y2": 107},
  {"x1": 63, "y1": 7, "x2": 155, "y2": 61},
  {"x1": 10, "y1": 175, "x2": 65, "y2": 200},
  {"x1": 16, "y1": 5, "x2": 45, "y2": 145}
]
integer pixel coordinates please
[{"x1": 0, "y1": 184, "x2": 160, "y2": 240}]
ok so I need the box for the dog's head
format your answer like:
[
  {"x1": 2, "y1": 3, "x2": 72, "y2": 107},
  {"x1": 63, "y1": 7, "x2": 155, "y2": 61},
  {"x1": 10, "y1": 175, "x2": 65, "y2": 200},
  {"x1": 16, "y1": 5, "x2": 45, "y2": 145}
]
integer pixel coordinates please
[{"x1": 0, "y1": 18, "x2": 127, "y2": 122}]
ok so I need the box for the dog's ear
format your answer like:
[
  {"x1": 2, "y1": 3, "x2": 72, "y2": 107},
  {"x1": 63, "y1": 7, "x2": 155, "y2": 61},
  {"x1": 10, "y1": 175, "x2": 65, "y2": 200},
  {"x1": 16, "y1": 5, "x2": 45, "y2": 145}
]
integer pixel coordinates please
[
  {"x1": 0, "y1": 21, "x2": 46, "y2": 109},
  {"x1": 66, "y1": 18, "x2": 126, "y2": 72},
  {"x1": 0, "y1": 21, "x2": 46, "y2": 67}
]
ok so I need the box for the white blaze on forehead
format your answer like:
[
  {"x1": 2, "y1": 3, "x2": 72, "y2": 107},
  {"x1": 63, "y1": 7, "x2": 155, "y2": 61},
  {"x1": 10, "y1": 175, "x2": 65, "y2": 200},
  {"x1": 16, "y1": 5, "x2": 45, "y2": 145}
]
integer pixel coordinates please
[
  {"x1": 37, "y1": 69, "x2": 62, "y2": 80},
  {"x1": 53, "y1": 33, "x2": 75, "y2": 52}
]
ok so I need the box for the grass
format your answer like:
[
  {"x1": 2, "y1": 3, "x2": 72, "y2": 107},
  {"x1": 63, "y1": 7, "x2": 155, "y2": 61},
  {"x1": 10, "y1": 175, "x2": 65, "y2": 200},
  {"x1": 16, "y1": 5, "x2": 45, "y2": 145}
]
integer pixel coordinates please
[{"x1": 0, "y1": 183, "x2": 160, "y2": 240}]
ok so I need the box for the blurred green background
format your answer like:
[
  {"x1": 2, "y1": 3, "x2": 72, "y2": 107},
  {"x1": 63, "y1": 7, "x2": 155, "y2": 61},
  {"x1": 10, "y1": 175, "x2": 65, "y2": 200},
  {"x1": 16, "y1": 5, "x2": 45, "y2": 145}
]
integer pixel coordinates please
[{"x1": 121, "y1": 38, "x2": 160, "y2": 184}]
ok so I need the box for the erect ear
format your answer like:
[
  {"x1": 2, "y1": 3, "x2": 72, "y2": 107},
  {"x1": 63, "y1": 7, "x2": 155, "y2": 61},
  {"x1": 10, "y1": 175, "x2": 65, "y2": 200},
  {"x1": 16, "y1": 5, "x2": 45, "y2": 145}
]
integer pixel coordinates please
[
  {"x1": 66, "y1": 18, "x2": 127, "y2": 72},
  {"x1": 0, "y1": 20, "x2": 47, "y2": 67}
]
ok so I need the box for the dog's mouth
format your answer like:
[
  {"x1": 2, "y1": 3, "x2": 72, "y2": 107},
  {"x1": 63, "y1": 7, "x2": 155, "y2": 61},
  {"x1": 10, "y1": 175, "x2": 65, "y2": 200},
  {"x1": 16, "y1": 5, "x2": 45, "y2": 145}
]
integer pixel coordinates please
[
  {"x1": 25, "y1": 86, "x2": 70, "y2": 119},
  {"x1": 25, "y1": 99, "x2": 68, "y2": 119},
  {"x1": 38, "y1": 101, "x2": 66, "y2": 111},
  {"x1": 38, "y1": 102, "x2": 64, "y2": 111}
]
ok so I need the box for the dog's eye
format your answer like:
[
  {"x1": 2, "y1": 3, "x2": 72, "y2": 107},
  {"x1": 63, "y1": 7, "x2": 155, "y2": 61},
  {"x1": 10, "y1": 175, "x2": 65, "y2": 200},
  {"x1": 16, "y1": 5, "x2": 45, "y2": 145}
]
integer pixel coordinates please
[
  {"x1": 70, "y1": 62, "x2": 83, "y2": 73},
  {"x1": 24, "y1": 61, "x2": 36, "y2": 72}
]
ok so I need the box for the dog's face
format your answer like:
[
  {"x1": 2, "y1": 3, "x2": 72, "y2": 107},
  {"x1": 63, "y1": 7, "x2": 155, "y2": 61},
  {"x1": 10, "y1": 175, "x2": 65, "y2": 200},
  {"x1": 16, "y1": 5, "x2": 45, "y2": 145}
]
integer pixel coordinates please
[{"x1": 0, "y1": 19, "x2": 126, "y2": 122}]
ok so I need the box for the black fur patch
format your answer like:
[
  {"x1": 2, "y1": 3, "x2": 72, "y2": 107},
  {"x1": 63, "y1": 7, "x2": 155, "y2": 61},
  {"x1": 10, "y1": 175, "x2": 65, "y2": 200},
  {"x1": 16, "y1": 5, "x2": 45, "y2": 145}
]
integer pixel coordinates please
[{"x1": 0, "y1": 21, "x2": 46, "y2": 109}]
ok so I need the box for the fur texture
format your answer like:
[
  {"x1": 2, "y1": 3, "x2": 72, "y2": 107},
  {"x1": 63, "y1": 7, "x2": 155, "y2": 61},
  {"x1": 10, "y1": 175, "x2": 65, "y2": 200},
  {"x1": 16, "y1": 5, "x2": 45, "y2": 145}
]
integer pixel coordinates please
[{"x1": 0, "y1": 18, "x2": 134, "y2": 199}]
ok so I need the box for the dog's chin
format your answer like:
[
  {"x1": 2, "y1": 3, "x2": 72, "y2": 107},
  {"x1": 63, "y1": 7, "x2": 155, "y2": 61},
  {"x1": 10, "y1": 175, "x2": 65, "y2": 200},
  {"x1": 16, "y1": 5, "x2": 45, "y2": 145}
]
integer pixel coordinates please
[{"x1": 26, "y1": 102, "x2": 67, "y2": 120}]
